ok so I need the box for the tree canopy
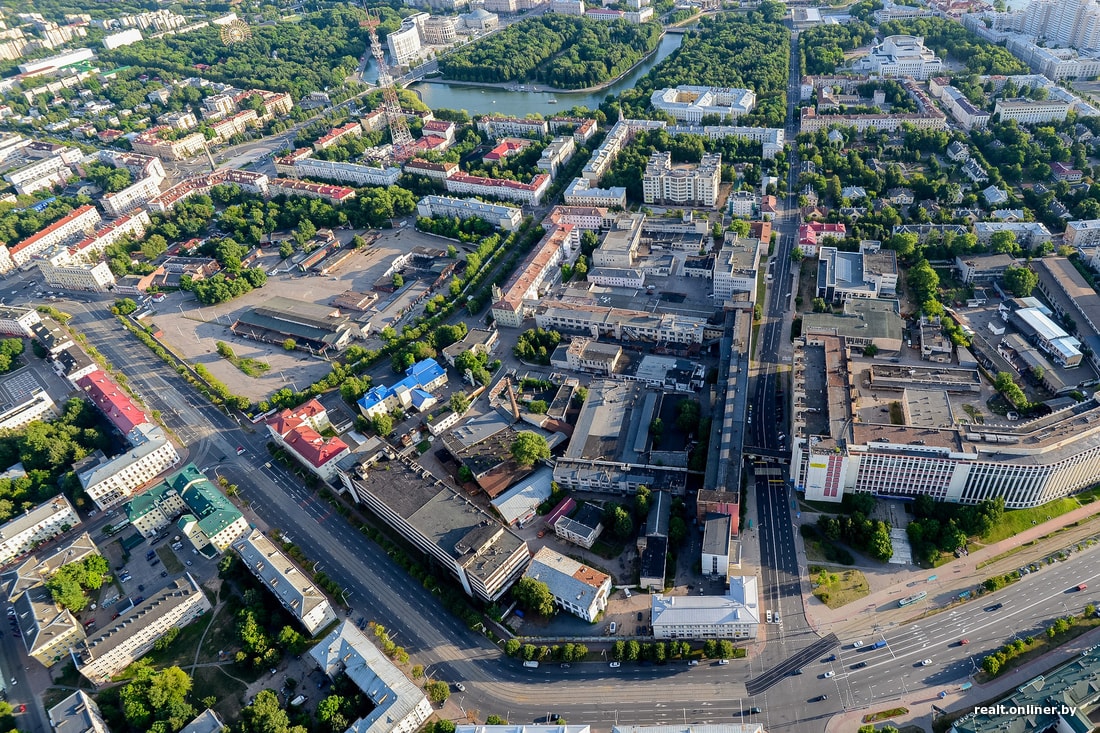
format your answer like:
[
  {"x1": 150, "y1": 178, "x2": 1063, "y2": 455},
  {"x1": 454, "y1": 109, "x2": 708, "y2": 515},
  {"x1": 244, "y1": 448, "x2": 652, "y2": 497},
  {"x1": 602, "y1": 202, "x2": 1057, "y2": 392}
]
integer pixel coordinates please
[
  {"x1": 511, "y1": 431, "x2": 551, "y2": 467},
  {"x1": 47, "y1": 554, "x2": 109, "y2": 611},
  {"x1": 513, "y1": 577, "x2": 556, "y2": 616}
]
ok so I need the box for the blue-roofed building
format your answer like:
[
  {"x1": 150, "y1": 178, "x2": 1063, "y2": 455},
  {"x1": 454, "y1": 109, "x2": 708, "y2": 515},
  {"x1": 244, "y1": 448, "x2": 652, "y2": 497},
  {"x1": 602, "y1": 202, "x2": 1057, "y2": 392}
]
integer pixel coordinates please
[{"x1": 357, "y1": 359, "x2": 448, "y2": 419}]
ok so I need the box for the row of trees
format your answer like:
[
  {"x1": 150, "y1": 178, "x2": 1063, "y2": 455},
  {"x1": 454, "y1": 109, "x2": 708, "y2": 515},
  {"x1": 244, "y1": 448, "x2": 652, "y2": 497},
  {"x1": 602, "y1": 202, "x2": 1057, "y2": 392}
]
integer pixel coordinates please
[
  {"x1": 514, "y1": 328, "x2": 562, "y2": 365},
  {"x1": 503, "y1": 638, "x2": 590, "y2": 662},
  {"x1": 440, "y1": 16, "x2": 661, "y2": 89},
  {"x1": 0, "y1": 195, "x2": 79, "y2": 245}
]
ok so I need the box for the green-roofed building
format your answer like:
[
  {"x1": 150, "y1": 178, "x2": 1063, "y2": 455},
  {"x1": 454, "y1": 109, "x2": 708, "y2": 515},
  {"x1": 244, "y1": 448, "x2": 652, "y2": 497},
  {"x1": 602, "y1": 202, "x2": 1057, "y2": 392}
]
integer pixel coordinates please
[
  {"x1": 950, "y1": 648, "x2": 1100, "y2": 733},
  {"x1": 124, "y1": 464, "x2": 249, "y2": 557}
]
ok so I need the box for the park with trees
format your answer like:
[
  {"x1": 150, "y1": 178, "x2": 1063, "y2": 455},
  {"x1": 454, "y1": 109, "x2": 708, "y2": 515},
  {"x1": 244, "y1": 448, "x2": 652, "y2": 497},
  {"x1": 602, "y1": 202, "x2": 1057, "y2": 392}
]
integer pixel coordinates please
[{"x1": 439, "y1": 16, "x2": 661, "y2": 89}]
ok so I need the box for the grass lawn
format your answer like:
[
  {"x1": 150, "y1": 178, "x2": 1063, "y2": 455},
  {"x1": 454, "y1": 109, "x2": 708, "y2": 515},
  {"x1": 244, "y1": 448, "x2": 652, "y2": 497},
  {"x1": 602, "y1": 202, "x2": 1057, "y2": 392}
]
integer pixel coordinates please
[
  {"x1": 982, "y1": 497, "x2": 1084, "y2": 544},
  {"x1": 157, "y1": 545, "x2": 185, "y2": 573},
  {"x1": 803, "y1": 537, "x2": 828, "y2": 563},
  {"x1": 193, "y1": 665, "x2": 247, "y2": 723},
  {"x1": 863, "y1": 707, "x2": 908, "y2": 724},
  {"x1": 810, "y1": 566, "x2": 870, "y2": 609}
]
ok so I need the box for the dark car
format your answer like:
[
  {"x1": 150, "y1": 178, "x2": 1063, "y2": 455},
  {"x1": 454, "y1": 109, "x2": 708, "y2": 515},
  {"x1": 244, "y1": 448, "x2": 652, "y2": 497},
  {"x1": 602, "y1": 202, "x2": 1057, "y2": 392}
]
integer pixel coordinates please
[
  {"x1": 823, "y1": 654, "x2": 836, "y2": 662},
  {"x1": 813, "y1": 695, "x2": 828, "y2": 702},
  {"x1": 637, "y1": 612, "x2": 643, "y2": 621},
  {"x1": 747, "y1": 707, "x2": 762, "y2": 714},
  {"x1": 789, "y1": 669, "x2": 803, "y2": 676},
  {"x1": 986, "y1": 603, "x2": 1003, "y2": 612},
  {"x1": 851, "y1": 661, "x2": 867, "y2": 670}
]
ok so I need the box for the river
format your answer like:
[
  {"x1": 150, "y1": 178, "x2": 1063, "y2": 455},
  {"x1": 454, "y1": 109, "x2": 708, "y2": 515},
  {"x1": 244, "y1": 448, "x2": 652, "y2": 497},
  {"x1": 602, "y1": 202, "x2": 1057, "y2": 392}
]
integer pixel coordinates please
[{"x1": 406, "y1": 32, "x2": 684, "y2": 116}]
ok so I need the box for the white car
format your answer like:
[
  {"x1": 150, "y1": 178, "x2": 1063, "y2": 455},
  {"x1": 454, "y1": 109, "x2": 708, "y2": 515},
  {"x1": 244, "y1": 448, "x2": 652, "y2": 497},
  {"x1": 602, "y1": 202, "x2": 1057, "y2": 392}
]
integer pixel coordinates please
[
  {"x1": 921, "y1": 659, "x2": 933, "y2": 666},
  {"x1": 824, "y1": 670, "x2": 835, "y2": 678},
  {"x1": 609, "y1": 662, "x2": 621, "y2": 668},
  {"x1": 852, "y1": 640, "x2": 864, "y2": 648}
]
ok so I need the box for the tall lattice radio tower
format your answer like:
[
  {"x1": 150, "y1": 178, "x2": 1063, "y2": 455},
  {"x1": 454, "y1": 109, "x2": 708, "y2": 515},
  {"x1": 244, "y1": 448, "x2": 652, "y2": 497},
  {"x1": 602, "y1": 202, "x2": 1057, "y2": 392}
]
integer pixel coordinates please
[{"x1": 364, "y1": 14, "x2": 414, "y2": 158}]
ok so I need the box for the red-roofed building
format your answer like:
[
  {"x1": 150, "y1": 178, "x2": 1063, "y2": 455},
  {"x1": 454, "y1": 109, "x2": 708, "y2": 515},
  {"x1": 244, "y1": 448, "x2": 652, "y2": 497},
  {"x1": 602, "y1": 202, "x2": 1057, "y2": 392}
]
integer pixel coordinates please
[
  {"x1": 491, "y1": 223, "x2": 578, "y2": 327},
  {"x1": 446, "y1": 171, "x2": 550, "y2": 205},
  {"x1": 422, "y1": 119, "x2": 455, "y2": 144},
  {"x1": 482, "y1": 138, "x2": 533, "y2": 164},
  {"x1": 77, "y1": 369, "x2": 149, "y2": 440},
  {"x1": 404, "y1": 159, "x2": 458, "y2": 181},
  {"x1": 1051, "y1": 162, "x2": 1083, "y2": 183},
  {"x1": 266, "y1": 399, "x2": 349, "y2": 481},
  {"x1": 797, "y1": 221, "x2": 847, "y2": 257},
  {"x1": 269, "y1": 178, "x2": 356, "y2": 205},
  {"x1": 7, "y1": 204, "x2": 100, "y2": 269},
  {"x1": 313, "y1": 121, "x2": 363, "y2": 152}
]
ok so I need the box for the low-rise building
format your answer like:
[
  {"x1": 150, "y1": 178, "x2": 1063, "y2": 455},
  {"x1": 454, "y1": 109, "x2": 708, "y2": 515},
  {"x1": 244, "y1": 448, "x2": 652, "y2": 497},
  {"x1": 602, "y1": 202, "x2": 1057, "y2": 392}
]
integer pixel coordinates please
[
  {"x1": 267, "y1": 399, "x2": 350, "y2": 483},
  {"x1": 0, "y1": 494, "x2": 79, "y2": 567},
  {"x1": 123, "y1": 464, "x2": 248, "y2": 555},
  {"x1": 311, "y1": 621, "x2": 433, "y2": 733},
  {"x1": 233, "y1": 528, "x2": 337, "y2": 636},
  {"x1": 972, "y1": 221, "x2": 1051, "y2": 249},
  {"x1": 553, "y1": 502, "x2": 605, "y2": 549},
  {"x1": 854, "y1": 34, "x2": 943, "y2": 79},
  {"x1": 523, "y1": 546, "x2": 610, "y2": 622},
  {"x1": 441, "y1": 327, "x2": 499, "y2": 367},
  {"x1": 357, "y1": 359, "x2": 448, "y2": 419},
  {"x1": 816, "y1": 245, "x2": 899, "y2": 302},
  {"x1": 445, "y1": 171, "x2": 550, "y2": 205},
  {"x1": 651, "y1": 576, "x2": 759, "y2": 639},
  {"x1": 797, "y1": 221, "x2": 846, "y2": 258},
  {"x1": 801, "y1": 298, "x2": 904, "y2": 351},
  {"x1": 563, "y1": 178, "x2": 627, "y2": 209},
  {"x1": 701, "y1": 514, "x2": 732, "y2": 578},
  {"x1": 75, "y1": 575, "x2": 211, "y2": 686},
  {"x1": 268, "y1": 178, "x2": 356, "y2": 205},
  {"x1": 179, "y1": 710, "x2": 226, "y2": 733}
]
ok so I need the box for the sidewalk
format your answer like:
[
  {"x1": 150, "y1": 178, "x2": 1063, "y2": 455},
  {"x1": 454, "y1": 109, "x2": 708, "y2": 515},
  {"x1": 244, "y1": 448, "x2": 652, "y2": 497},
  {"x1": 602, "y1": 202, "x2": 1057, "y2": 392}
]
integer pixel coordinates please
[
  {"x1": 799, "y1": 500, "x2": 1100, "y2": 639},
  {"x1": 823, "y1": 624, "x2": 1100, "y2": 733}
]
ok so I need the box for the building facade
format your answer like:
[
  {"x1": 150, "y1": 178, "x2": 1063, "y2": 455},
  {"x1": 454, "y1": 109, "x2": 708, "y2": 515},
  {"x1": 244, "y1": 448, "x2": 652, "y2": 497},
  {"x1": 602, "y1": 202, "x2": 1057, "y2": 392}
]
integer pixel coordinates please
[{"x1": 0, "y1": 495, "x2": 79, "y2": 566}]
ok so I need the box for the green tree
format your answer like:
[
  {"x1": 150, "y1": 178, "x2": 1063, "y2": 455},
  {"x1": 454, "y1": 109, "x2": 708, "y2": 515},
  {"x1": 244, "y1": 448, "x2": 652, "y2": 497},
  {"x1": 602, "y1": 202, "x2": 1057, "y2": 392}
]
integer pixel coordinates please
[
  {"x1": 528, "y1": 399, "x2": 548, "y2": 414},
  {"x1": 513, "y1": 577, "x2": 556, "y2": 616},
  {"x1": 239, "y1": 689, "x2": 305, "y2": 733},
  {"x1": 1003, "y1": 265, "x2": 1038, "y2": 297},
  {"x1": 717, "y1": 640, "x2": 735, "y2": 659},
  {"x1": 371, "y1": 413, "x2": 394, "y2": 437},
  {"x1": 427, "y1": 680, "x2": 451, "y2": 704},
  {"x1": 610, "y1": 505, "x2": 634, "y2": 540},
  {"x1": 510, "y1": 431, "x2": 550, "y2": 466},
  {"x1": 450, "y1": 392, "x2": 470, "y2": 414},
  {"x1": 283, "y1": 338, "x2": 297, "y2": 351},
  {"x1": 317, "y1": 695, "x2": 347, "y2": 732}
]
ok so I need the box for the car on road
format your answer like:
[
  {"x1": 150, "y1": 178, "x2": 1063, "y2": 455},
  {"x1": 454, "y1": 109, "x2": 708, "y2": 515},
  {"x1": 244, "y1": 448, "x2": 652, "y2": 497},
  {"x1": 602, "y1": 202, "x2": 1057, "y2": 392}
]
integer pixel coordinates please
[
  {"x1": 560, "y1": 664, "x2": 570, "y2": 668},
  {"x1": 823, "y1": 654, "x2": 836, "y2": 662},
  {"x1": 746, "y1": 707, "x2": 762, "y2": 714},
  {"x1": 185, "y1": 560, "x2": 192, "y2": 566},
  {"x1": 718, "y1": 659, "x2": 730, "y2": 666},
  {"x1": 16, "y1": 705, "x2": 24, "y2": 713},
  {"x1": 237, "y1": 446, "x2": 246, "y2": 455},
  {"x1": 985, "y1": 603, "x2": 1003, "y2": 612},
  {"x1": 812, "y1": 695, "x2": 828, "y2": 702},
  {"x1": 637, "y1": 611, "x2": 643, "y2": 621},
  {"x1": 687, "y1": 660, "x2": 699, "y2": 666},
  {"x1": 958, "y1": 639, "x2": 969, "y2": 646},
  {"x1": 609, "y1": 622, "x2": 616, "y2": 634},
  {"x1": 851, "y1": 662, "x2": 867, "y2": 670},
  {"x1": 823, "y1": 670, "x2": 835, "y2": 678},
  {"x1": 921, "y1": 659, "x2": 933, "y2": 666},
  {"x1": 852, "y1": 640, "x2": 864, "y2": 648},
  {"x1": 454, "y1": 683, "x2": 465, "y2": 692},
  {"x1": 609, "y1": 662, "x2": 621, "y2": 668}
]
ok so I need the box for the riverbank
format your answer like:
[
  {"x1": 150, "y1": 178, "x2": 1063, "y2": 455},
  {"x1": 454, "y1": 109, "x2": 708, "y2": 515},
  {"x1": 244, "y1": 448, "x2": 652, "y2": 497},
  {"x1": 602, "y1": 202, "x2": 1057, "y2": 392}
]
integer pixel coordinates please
[{"x1": 426, "y1": 31, "x2": 672, "y2": 96}]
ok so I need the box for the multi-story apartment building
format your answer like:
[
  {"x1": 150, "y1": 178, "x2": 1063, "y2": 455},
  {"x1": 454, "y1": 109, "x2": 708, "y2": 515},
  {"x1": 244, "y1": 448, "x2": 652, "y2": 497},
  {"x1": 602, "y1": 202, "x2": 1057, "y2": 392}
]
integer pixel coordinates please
[
  {"x1": 563, "y1": 178, "x2": 627, "y2": 209},
  {"x1": 387, "y1": 14, "x2": 427, "y2": 65},
  {"x1": 800, "y1": 107, "x2": 947, "y2": 133},
  {"x1": 209, "y1": 109, "x2": 258, "y2": 142},
  {"x1": 0, "y1": 495, "x2": 80, "y2": 565},
  {"x1": 490, "y1": 224, "x2": 579, "y2": 327},
  {"x1": 313, "y1": 121, "x2": 363, "y2": 151},
  {"x1": 233, "y1": 88, "x2": 294, "y2": 118},
  {"x1": 796, "y1": 221, "x2": 847, "y2": 257},
  {"x1": 972, "y1": 221, "x2": 1052, "y2": 249},
  {"x1": 130, "y1": 126, "x2": 207, "y2": 160},
  {"x1": 535, "y1": 300, "x2": 706, "y2": 344},
  {"x1": 0, "y1": 305, "x2": 41, "y2": 337},
  {"x1": 68, "y1": 212, "x2": 151, "y2": 262},
  {"x1": 281, "y1": 157, "x2": 401, "y2": 187},
  {"x1": 233, "y1": 529, "x2": 338, "y2": 636},
  {"x1": 536, "y1": 136, "x2": 576, "y2": 177},
  {"x1": 445, "y1": 171, "x2": 550, "y2": 205},
  {"x1": 76, "y1": 424, "x2": 180, "y2": 509},
  {"x1": 713, "y1": 237, "x2": 767, "y2": 300},
  {"x1": 356, "y1": 359, "x2": 448, "y2": 419},
  {"x1": 476, "y1": 116, "x2": 549, "y2": 138},
  {"x1": 4, "y1": 156, "x2": 71, "y2": 195},
  {"x1": 650, "y1": 86, "x2": 756, "y2": 123},
  {"x1": 48, "y1": 691, "x2": 110, "y2": 733},
  {"x1": 4, "y1": 204, "x2": 100, "y2": 272},
  {"x1": 148, "y1": 169, "x2": 269, "y2": 212},
  {"x1": 34, "y1": 260, "x2": 114, "y2": 292},
  {"x1": 416, "y1": 195, "x2": 523, "y2": 230},
  {"x1": 650, "y1": 576, "x2": 760, "y2": 639},
  {"x1": 642, "y1": 151, "x2": 721, "y2": 207},
  {"x1": 98, "y1": 175, "x2": 162, "y2": 217},
  {"x1": 74, "y1": 575, "x2": 211, "y2": 685},
  {"x1": 268, "y1": 178, "x2": 356, "y2": 205},
  {"x1": 523, "y1": 547, "x2": 610, "y2": 622},
  {"x1": 124, "y1": 464, "x2": 248, "y2": 554},
  {"x1": 1065, "y1": 218, "x2": 1100, "y2": 246},
  {"x1": 928, "y1": 78, "x2": 991, "y2": 129},
  {"x1": 993, "y1": 97, "x2": 1071, "y2": 124},
  {"x1": 16, "y1": 584, "x2": 84, "y2": 667},
  {"x1": 77, "y1": 369, "x2": 148, "y2": 443},
  {"x1": 312, "y1": 622, "x2": 433, "y2": 733}
]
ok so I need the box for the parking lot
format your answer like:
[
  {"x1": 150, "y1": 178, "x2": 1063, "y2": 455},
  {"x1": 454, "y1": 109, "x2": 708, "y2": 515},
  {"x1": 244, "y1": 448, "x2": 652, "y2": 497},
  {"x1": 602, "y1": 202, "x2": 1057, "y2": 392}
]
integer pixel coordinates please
[{"x1": 148, "y1": 224, "x2": 457, "y2": 401}]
